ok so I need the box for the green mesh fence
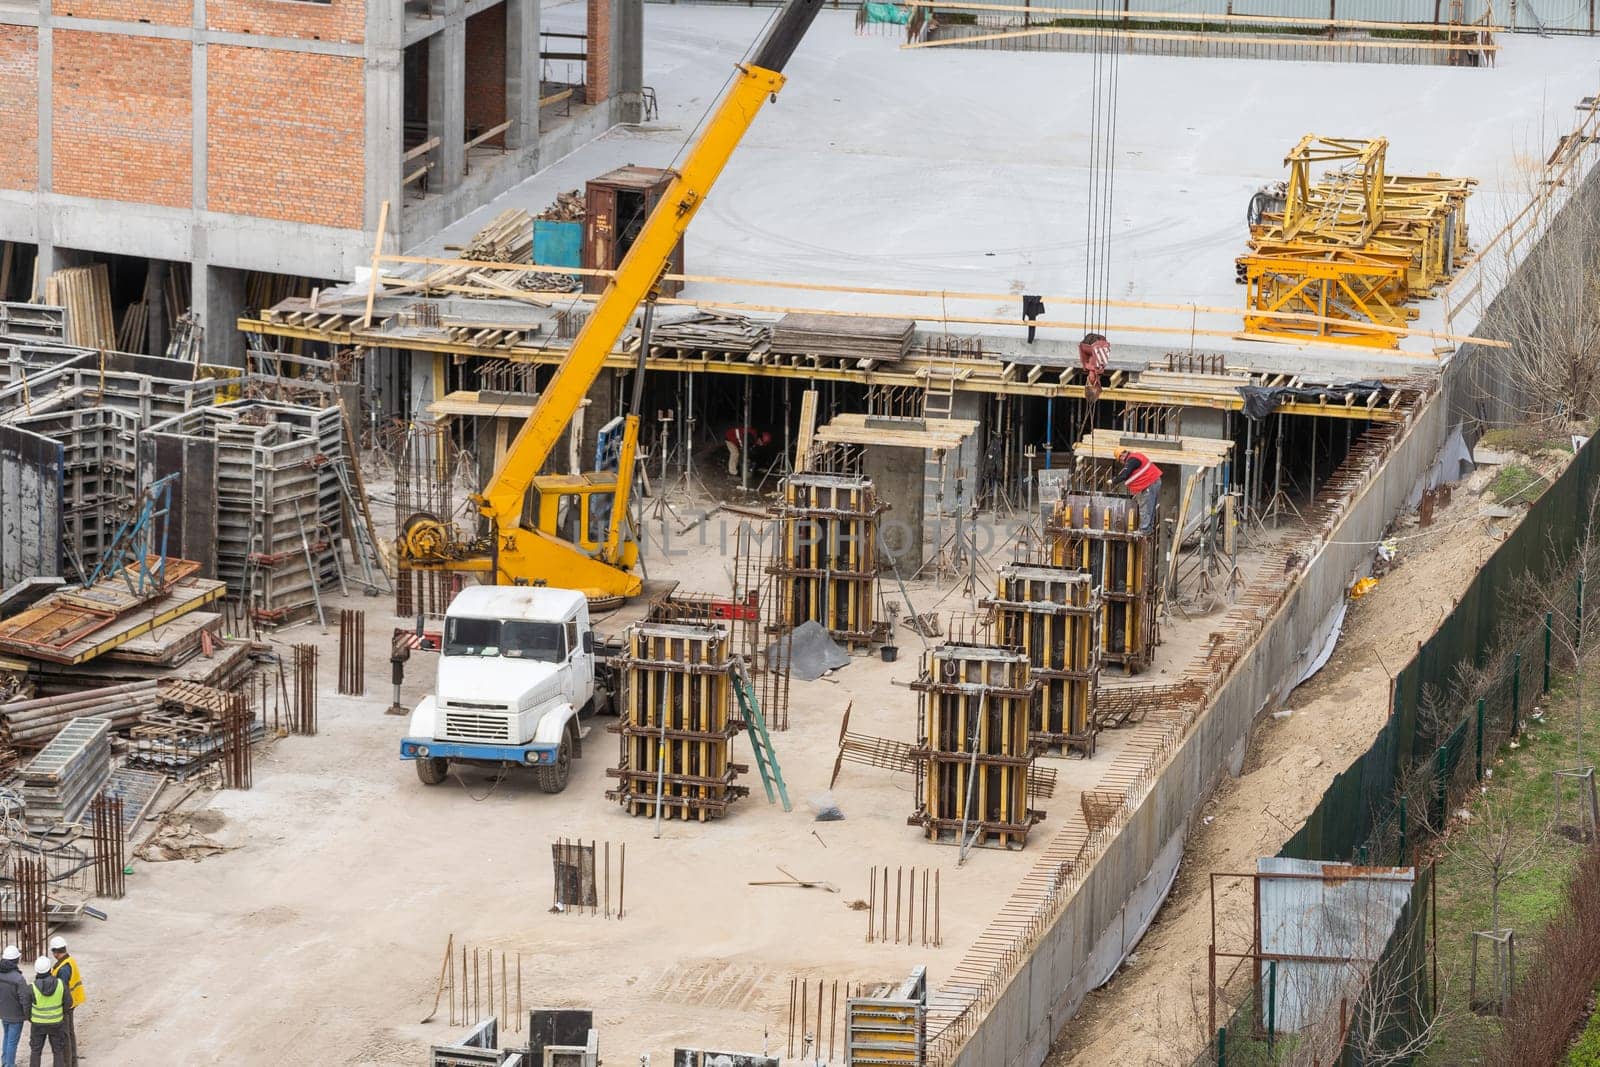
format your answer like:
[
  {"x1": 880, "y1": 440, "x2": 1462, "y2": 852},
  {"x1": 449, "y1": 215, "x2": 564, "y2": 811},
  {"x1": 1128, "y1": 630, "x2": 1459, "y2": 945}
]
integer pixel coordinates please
[{"x1": 1200, "y1": 437, "x2": 1600, "y2": 1065}]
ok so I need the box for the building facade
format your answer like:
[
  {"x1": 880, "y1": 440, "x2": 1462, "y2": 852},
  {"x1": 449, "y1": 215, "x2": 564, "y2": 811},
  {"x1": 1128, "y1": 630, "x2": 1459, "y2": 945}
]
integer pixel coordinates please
[{"x1": 0, "y1": 0, "x2": 641, "y2": 362}]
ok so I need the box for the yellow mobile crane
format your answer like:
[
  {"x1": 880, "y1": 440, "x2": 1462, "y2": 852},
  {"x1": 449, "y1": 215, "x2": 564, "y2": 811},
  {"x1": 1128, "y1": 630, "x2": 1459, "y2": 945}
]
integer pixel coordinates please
[{"x1": 398, "y1": 0, "x2": 824, "y2": 604}]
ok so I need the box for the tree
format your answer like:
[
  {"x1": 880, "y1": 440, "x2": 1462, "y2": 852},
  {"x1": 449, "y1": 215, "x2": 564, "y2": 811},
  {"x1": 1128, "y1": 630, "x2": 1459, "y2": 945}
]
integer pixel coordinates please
[{"x1": 1450, "y1": 797, "x2": 1549, "y2": 1014}]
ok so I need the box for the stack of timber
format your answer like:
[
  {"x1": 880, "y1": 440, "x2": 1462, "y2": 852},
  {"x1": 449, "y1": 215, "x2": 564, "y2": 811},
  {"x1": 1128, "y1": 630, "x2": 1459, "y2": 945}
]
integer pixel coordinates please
[
  {"x1": 605, "y1": 622, "x2": 749, "y2": 821},
  {"x1": 0, "y1": 681, "x2": 159, "y2": 750},
  {"x1": 31, "y1": 637, "x2": 254, "y2": 695},
  {"x1": 984, "y1": 564, "x2": 1099, "y2": 756},
  {"x1": 537, "y1": 190, "x2": 585, "y2": 221},
  {"x1": 462, "y1": 209, "x2": 532, "y2": 262},
  {"x1": 45, "y1": 265, "x2": 115, "y2": 351},
  {"x1": 104, "y1": 612, "x2": 222, "y2": 668},
  {"x1": 909, "y1": 644, "x2": 1042, "y2": 849},
  {"x1": 639, "y1": 311, "x2": 770, "y2": 361},
  {"x1": 770, "y1": 473, "x2": 886, "y2": 648},
  {"x1": 0, "y1": 559, "x2": 225, "y2": 667},
  {"x1": 21, "y1": 718, "x2": 112, "y2": 829},
  {"x1": 1046, "y1": 494, "x2": 1158, "y2": 673},
  {"x1": 770, "y1": 313, "x2": 914, "y2": 366}
]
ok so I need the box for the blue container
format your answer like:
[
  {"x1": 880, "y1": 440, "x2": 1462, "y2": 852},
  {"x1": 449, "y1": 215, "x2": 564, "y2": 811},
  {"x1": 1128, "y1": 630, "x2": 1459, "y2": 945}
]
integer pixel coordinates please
[{"x1": 533, "y1": 219, "x2": 582, "y2": 268}]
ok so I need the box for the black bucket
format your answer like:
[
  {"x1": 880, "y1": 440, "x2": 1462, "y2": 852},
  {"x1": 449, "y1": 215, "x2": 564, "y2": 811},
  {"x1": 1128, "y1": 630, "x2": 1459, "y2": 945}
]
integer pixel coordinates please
[{"x1": 880, "y1": 645, "x2": 898, "y2": 663}]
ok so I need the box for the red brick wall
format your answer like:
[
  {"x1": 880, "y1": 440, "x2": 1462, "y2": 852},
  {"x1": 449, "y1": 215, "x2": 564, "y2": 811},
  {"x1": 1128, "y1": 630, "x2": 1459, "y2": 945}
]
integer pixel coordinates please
[
  {"x1": 51, "y1": 0, "x2": 189, "y2": 25},
  {"x1": 465, "y1": 3, "x2": 507, "y2": 147},
  {"x1": 586, "y1": 0, "x2": 610, "y2": 104},
  {"x1": 207, "y1": 0, "x2": 364, "y2": 45},
  {"x1": 207, "y1": 46, "x2": 364, "y2": 229},
  {"x1": 53, "y1": 32, "x2": 192, "y2": 208},
  {"x1": 0, "y1": 28, "x2": 38, "y2": 193}
]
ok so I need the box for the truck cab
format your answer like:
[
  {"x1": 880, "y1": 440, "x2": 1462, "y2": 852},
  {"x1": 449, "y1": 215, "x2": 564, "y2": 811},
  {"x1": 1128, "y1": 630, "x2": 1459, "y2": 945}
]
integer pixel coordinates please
[{"x1": 399, "y1": 586, "x2": 609, "y2": 792}]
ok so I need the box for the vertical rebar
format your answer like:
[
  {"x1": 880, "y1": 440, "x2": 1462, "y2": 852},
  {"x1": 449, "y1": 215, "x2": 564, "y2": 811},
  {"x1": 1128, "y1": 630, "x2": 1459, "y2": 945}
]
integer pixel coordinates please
[{"x1": 867, "y1": 865, "x2": 875, "y2": 943}]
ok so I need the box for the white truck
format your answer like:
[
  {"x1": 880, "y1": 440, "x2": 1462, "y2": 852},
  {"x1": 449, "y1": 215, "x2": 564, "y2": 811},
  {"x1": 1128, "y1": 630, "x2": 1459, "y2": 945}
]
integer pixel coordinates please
[{"x1": 399, "y1": 586, "x2": 615, "y2": 792}]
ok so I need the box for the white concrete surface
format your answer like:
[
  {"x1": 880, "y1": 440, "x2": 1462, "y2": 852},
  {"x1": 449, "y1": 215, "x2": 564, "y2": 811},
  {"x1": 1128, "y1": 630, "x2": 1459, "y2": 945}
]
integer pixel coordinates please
[{"x1": 425, "y1": 3, "x2": 1600, "y2": 353}]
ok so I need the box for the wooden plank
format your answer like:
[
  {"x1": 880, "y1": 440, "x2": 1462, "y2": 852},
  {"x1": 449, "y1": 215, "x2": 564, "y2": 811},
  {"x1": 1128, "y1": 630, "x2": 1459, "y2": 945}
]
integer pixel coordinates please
[
  {"x1": 362, "y1": 199, "x2": 390, "y2": 330},
  {"x1": 794, "y1": 389, "x2": 818, "y2": 473}
]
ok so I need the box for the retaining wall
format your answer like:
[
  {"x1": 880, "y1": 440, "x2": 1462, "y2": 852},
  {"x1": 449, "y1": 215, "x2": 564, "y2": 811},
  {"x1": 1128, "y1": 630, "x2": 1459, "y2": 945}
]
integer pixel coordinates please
[{"x1": 946, "y1": 116, "x2": 1600, "y2": 1067}]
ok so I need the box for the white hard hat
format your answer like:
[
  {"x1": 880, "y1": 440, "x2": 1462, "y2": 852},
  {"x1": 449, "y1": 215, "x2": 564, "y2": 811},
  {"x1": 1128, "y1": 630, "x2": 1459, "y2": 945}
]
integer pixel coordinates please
[
  {"x1": 32, "y1": 958, "x2": 49, "y2": 976},
  {"x1": 1, "y1": 946, "x2": 17, "y2": 961},
  {"x1": 46, "y1": 937, "x2": 64, "y2": 952}
]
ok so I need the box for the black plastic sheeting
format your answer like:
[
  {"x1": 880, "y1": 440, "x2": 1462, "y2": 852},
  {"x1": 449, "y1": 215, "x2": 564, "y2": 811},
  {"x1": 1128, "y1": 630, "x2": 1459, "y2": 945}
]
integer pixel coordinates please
[{"x1": 1237, "y1": 380, "x2": 1388, "y2": 420}]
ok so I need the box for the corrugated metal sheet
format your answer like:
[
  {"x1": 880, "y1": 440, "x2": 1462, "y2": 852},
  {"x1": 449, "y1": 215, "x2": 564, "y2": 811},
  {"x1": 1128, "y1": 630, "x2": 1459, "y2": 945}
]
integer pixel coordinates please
[{"x1": 1256, "y1": 858, "x2": 1416, "y2": 1032}]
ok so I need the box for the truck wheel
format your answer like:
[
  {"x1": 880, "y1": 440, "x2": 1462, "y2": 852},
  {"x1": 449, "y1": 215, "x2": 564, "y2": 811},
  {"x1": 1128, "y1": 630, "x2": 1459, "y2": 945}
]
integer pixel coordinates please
[
  {"x1": 415, "y1": 757, "x2": 449, "y2": 785},
  {"x1": 537, "y1": 731, "x2": 573, "y2": 794}
]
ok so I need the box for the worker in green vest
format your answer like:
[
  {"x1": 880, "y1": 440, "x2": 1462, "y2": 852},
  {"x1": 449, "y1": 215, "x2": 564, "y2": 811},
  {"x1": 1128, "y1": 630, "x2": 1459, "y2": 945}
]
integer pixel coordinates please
[
  {"x1": 25, "y1": 958, "x2": 64, "y2": 1067},
  {"x1": 45, "y1": 940, "x2": 79, "y2": 1067}
]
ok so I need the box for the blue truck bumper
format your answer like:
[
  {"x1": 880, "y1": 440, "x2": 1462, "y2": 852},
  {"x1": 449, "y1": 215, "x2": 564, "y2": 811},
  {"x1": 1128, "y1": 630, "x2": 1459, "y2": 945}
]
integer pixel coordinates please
[{"x1": 399, "y1": 737, "x2": 559, "y2": 765}]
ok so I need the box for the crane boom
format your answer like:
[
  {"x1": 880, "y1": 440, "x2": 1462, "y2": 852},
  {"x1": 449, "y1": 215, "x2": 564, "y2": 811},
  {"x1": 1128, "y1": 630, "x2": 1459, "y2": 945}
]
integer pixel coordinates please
[{"x1": 476, "y1": 0, "x2": 825, "y2": 527}]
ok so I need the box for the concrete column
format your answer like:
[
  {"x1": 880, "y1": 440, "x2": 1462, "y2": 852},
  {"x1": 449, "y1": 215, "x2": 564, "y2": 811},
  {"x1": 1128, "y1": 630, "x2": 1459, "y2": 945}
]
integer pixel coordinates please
[
  {"x1": 505, "y1": 0, "x2": 541, "y2": 150},
  {"x1": 366, "y1": 0, "x2": 405, "y2": 237},
  {"x1": 427, "y1": 24, "x2": 467, "y2": 194},
  {"x1": 35, "y1": 9, "x2": 54, "y2": 300},
  {"x1": 863, "y1": 446, "x2": 925, "y2": 573},
  {"x1": 142, "y1": 260, "x2": 171, "y2": 357},
  {"x1": 613, "y1": 0, "x2": 643, "y2": 125},
  {"x1": 196, "y1": 265, "x2": 247, "y2": 367}
]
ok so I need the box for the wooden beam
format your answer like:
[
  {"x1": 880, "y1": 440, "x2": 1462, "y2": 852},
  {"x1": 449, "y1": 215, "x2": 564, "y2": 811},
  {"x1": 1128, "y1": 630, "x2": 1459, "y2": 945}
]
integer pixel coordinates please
[
  {"x1": 905, "y1": 25, "x2": 1497, "y2": 52},
  {"x1": 465, "y1": 121, "x2": 513, "y2": 153},
  {"x1": 403, "y1": 135, "x2": 442, "y2": 163},
  {"x1": 362, "y1": 199, "x2": 390, "y2": 330},
  {"x1": 900, "y1": 2, "x2": 1505, "y2": 34},
  {"x1": 795, "y1": 388, "x2": 818, "y2": 472}
]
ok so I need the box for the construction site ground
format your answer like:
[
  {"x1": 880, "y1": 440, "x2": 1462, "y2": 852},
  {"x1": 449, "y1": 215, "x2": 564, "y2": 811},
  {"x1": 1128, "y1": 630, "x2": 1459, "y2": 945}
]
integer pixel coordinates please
[
  {"x1": 1050, "y1": 453, "x2": 1556, "y2": 1066},
  {"x1": 74, "y1": 463, "x2": 1300, "y2": 1063}
]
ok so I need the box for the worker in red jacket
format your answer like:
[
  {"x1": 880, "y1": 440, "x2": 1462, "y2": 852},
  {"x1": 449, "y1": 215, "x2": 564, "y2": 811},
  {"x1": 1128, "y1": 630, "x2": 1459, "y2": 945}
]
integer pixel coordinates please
[
  {"x1": 724, "y1": 426, "x2": 771, "y2": 476},
  {"x1": 1113, "y1": 447, "x2": 1162, "y2": 534}
]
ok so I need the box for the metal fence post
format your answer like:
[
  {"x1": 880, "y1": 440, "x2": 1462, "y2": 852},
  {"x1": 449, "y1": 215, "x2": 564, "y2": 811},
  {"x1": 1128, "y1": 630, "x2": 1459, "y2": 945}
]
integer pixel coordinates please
[
  {"x1": 1512, "y1": 652, "x2": 1522, "y2": 735},
  {"x1": 1476, "y1": 698, "x2": 1486, "y2": 781},
  {"x1": 1216, "y1": 1026, "x2": 1226, "y2": 1067},
  {"x1": 1266, "y1": 960, "x2": 1277, "y2": 1051},
  {"x1": 1434, "y1": 744, "x2": 1448, "y2": 828},
  {"x1": 1545, "y1": 612, "x2": 1554, "y2": 693}
]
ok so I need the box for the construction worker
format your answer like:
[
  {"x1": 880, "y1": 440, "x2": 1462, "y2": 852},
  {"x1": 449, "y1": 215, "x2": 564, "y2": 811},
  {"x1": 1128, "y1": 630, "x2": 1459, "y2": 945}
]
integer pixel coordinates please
[
  {"x1": 1113, "y1": 446, "x2": 1162, "y2": 535},
  {"x1": 0, "y1": 946, "x2": 27, "y2": 1067},
  {"x1": 44, "y1": 941, "x2": 77, "y2": 1067},
  {"x1": 723, "y1": 426, "x2": 772, "y2": 476},
  {"x1": 25, "y1": 958, "x2": 64, "y2": 1067}
]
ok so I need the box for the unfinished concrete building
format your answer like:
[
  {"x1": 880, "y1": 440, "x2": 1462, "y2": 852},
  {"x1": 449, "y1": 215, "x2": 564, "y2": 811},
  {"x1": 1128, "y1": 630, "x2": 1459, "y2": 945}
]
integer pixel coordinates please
[{"x1": 0, "y1": 0, "x2": 642, "y2": 365}]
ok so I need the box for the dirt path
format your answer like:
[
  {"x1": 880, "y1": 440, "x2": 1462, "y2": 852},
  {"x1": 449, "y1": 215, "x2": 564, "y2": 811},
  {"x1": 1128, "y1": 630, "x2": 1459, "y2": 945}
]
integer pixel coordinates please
[{"x1": 1051, "y1": 470, "x2": 1520, "y2": 1066}]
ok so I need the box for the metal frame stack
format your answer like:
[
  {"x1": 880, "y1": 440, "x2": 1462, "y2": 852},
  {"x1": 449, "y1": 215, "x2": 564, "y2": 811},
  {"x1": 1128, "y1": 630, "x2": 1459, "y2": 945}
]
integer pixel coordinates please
[
  {"x1": 605, "y1": 621, "x2": 749, "y2": 821},
  {"x1": 770, "y1": 472, "x2": 884, "y2": 649},
  {"x1": 985, "y1": 563, "x2": 1100, "y2": 756},
  {"x1": 1048, "y1": 492, "x2": 1158, "y2": 674},
  {"x1": 909, "y1": 643, "x2": 1041, "y2": 850},
  {"x1": 21, "y1": 718, "x2": 112, "y2": 830}
]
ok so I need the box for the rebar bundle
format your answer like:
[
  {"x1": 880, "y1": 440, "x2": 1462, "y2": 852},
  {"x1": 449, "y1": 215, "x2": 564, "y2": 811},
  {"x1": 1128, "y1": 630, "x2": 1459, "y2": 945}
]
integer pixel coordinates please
[
  {"x1": 220, "y1": 698, "x2": 253, "y2": 790},
  {"x1": 604, "y1": 622, "x2": 749, "y2": 821},
  {"x1": 770, "y1": 472, "x2": 885, "y2": 648},
  {"x1": 8, "y1": 857, "x2": 46, "y2": 960},
  {"x1": 909, "y1": 644, "x2": 1042, "y2": 850},
  {"x1": 338, "y1": 609, "x2": 365, "y2": 695},
  {"x1": 1047, "y1": 492, "x2": 1158, "y2": 674},
  {"x1": 89, "y1": 794, "x2": 126, "y2": 898},
  {"x1": 290, "y1": 644, "x2": 318, "y2": 735},
  {"x1": 985, "y1": 564, "x2": 1100, "y2": 756}
]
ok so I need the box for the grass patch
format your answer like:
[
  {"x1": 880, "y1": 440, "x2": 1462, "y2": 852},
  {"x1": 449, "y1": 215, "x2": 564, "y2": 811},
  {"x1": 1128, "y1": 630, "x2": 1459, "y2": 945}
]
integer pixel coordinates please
[
  {"x1": 1488, "y1": 463, "x2": 1548, "y2": 505},
  {"x1": 1568, "y1": 989, "x2": 1600, "y2": 1065},
  {"x1": 1423, "y1": 673, "x2": 1596, "y2": 1064},
  {"x1": 1481, "y1": 426, "x2": 1578, "y2": 457}
]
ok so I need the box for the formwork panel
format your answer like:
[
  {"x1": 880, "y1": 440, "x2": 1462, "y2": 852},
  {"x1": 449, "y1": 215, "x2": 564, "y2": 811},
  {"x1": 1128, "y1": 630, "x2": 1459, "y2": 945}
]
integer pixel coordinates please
[
  {"x1": 770, "y1": 472, "x2": 884, "y2": 648},
  {"x1": 1047, "y1": 493, "x2": 1158, "y2": 673},
  {"x1": 909, "y1": 644, "x2": 1042, "y2": 850},
  {"x1": 986, "y1": 563, "x2": 1099, "y2": 756},
  {"x1": 605, "y1": 621, "x2": 749, "y2": 821}
]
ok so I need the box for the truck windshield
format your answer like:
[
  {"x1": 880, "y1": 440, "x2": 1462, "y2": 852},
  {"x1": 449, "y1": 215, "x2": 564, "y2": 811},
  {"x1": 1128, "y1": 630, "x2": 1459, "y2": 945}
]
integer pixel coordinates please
[{"x1": 443, "y1": 617, "x2": 565, "y2": 662}]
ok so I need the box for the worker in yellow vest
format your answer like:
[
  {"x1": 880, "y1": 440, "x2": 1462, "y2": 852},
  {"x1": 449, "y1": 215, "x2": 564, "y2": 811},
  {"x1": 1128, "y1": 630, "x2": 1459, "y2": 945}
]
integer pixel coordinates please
[
  {"x1": 25, "y1": 958, "x2": 64, "y2": 1067},
  {"x1": 44, "y1": 941, "x2": 77, "y2": 1067}
]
